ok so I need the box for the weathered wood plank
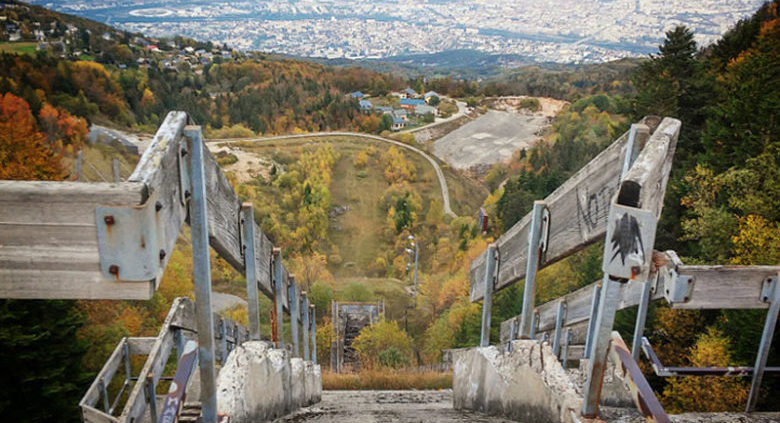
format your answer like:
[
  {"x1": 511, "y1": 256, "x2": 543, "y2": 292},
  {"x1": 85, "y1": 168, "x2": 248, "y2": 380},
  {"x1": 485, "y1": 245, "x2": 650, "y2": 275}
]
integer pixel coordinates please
[
  {"x1": 499, "y1": 262, "x2": 777, "y2": 342},
  {"x1": 619, "y1": 118, "x2": 680, "y2": 214},
  {"x1": 470, "y1": 124, "x2": 641, "y2": 302},
  {"x1": 500, "y1": 278, "x2": 664, "y2": 342},
  {"x1": 0, "y1": 181, "x2": 149, "y2": 299},
  {"x1": 80, "y1": 337, "x2": 127, "y2": 409},
  {"x1": 127, "y1": 337, "x2": 158, "y2": 355},
  {"x1": 129, "y1": 111, "x2": 190, "y2": 291},
  {"x1": 81, "y1": 405, "x2": 120, "y2": 423},
  {"x1": 672, "y1": 265, "x2": 777, "y2": 310},
  {"x1": 0, "y1": 110, "x2": 295, "y2": 307},
  {"x1": 253, "y1": 222, "x2": 275, "y2": 301},
  {"x1": 202, "y1": 141, "x2": 243, "y2": 270},
  {"x1": 119, "y1": 297, "x2": 187, "y2": 421},
  {"x1": 471, "y1": 117, "x2": 680, "y2": 303}
]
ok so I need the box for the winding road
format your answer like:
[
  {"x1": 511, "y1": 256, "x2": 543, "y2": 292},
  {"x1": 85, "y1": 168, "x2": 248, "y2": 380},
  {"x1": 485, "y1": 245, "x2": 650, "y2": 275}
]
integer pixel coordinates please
[{"x1": 206, "y1": 132, "x2": 457, "y2": 218}]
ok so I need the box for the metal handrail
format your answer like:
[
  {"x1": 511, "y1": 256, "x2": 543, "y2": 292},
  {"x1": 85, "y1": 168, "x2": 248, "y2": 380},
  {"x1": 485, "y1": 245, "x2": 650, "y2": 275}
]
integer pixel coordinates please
[{"x1": 79, "y1": 298, "x2": 249, "y2": 423}]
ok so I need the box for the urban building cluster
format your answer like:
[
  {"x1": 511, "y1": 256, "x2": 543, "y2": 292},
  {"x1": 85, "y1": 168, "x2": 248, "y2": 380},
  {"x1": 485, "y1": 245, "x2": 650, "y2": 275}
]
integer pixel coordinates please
[{"x1": 31, "y1": 0, "x2": 764, "y2": 64}]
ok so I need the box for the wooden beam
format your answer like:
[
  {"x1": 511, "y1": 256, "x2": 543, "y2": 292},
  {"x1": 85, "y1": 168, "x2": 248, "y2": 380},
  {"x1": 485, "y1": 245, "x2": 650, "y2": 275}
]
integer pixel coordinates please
[
  {"x1": 0, "y1": 181, "x2": 148, "y2": 299},
  {"x1": 469, "y1": 118, "x2": 673, "y2": 302},
  {"x1": 0, "y1": 111, "x2": 294, "y2": 305},
  {"x1": 671, "y1": 265, "x2": 777, "y2": 310},
  {"x1": 500, "y1": 262, "x2": 780, "y2": 342}
]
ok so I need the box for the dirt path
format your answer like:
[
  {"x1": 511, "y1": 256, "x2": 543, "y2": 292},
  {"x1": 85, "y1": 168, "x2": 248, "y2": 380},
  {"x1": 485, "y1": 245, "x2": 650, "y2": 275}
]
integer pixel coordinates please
[{"x1": 274, "y1": 390, "x2": 519, "y2": 423}]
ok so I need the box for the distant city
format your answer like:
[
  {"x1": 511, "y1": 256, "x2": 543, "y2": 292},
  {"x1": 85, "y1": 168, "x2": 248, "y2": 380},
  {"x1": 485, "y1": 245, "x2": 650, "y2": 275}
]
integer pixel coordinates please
[{"x1": 31, "y1": 0, "x2": 764, "y2": 64}]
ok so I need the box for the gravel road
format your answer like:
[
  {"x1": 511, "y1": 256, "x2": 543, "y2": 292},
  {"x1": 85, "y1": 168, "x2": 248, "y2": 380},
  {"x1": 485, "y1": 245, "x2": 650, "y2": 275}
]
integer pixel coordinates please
[{"x1": 274, "y1": 390, "x2": 518, "y2": 423}]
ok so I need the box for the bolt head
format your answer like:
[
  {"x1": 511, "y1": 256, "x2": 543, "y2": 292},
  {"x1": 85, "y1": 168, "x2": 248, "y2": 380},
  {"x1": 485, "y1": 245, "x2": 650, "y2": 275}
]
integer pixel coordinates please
[
  {"x1": 155, "y1": 201, "x2": 163, "y2": 212},
  {"x1": 109, "y1": 265, "x2": 119, "y2": 275},
  {"x1": 104, "y1": 215, "x2": 115, "y2": 225},
  {"x1": 159, "y1": 249, "x2": 166, "y2": 260}
]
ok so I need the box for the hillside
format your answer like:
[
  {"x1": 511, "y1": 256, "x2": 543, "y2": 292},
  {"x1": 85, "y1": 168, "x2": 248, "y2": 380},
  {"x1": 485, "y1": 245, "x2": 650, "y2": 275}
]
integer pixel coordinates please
[{"x1": 211, "y1": 135, "x2": 486, "y2": 276}]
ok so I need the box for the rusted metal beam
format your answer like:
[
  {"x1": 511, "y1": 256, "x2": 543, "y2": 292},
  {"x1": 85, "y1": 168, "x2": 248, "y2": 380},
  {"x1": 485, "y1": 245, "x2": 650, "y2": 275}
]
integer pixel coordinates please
[
  {"x1": 641, "y1": 337, "x2": 780, "y2": 377},
  {"x1": 610, "y1": 333, "x2": 670, "y2": 423},
  {"x1": 159, "y1": 340, "x2": 198, "y2": 423}
]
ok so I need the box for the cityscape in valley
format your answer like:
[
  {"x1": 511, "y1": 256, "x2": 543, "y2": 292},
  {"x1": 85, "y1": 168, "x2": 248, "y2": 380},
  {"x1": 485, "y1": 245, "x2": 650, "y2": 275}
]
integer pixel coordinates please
[{"x1": 30, "y1": 0, "x2": 763, "y2": 64}]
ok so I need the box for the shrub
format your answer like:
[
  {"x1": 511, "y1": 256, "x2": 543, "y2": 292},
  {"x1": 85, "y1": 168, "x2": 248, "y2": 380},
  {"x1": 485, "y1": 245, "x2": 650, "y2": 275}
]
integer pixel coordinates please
[
  {"x1": 352, "y1": 320, "x2": 412, "y2": 369},
  {"x1": 378, "y1": 346, "x2": 410, "y2": 368}
]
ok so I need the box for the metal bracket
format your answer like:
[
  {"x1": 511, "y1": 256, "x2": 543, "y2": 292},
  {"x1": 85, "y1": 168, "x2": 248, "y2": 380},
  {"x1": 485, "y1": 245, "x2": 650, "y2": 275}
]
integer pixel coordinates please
[
  {"x1": 661, "y1": 251, "x2": 693, "y2": 305},
  {"x1": 761, "y1": 276, "x2": 778, "y2": 303},
  {"x1": 96, "y1": 191, "x2": 164, "y2": 281},
  {"x1": 539, "y1": 205, "x2": 551, "y2": 258},
  {"x1": 603, "y1": 202, "x2": 657, "y2": 282},
  {"x1": 177, "y1": 136, "x2": 191, "y2": 206}
]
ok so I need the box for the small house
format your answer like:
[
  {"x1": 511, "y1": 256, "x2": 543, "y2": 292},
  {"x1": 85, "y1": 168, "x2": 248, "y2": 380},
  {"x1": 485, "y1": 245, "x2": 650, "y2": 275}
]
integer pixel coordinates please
[
  {"x1": 400, "y1": 98, "x2": 425, "y2": 110},
  {"x1": 350, "y1": 91, "x2": 364, "y2": 99},
  {"x1": 393, "y1": 109, "x2": 408, "y2": 121},
  {"x1": 424, "y1": 91, "x2": 440, "y2": 103},
  {"x1": 359, "y1": 100, "x2": 373, "y2": 113},
  {"x1": 403, "y1": 87, "x2": 418, "y2": 98},
  {"x1": 415, "y1": 104, "x2": 436, "y2": 116},
  {"x1": 375, "y1": 106, "x2": 393, "y2": 114},
  {"x1": 392, "y1": 116, "x2": 406, "y2": 131}
]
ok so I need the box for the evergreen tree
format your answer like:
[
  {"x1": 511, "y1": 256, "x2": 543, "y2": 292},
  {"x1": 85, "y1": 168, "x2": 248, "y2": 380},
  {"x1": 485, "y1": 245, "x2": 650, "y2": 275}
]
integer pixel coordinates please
[{"x1": 0, "y1": 300, "x2": 89, "y2": 422}]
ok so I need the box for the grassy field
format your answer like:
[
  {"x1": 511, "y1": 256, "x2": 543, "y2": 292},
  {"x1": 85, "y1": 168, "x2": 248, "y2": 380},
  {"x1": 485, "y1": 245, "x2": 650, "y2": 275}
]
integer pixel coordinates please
[
  {"x1": 323, "y1": 370, "x2": 452, "y2": 390},
  {"x1": 229, "y1": 136, "x2": 488, "y2": 279},
  {"x1": 0, "y1": 42, "x2": 37, "y2": 55}
]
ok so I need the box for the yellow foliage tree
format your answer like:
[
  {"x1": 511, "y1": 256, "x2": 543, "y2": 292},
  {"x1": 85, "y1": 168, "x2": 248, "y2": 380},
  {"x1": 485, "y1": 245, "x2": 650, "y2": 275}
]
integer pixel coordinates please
[
  {"x1": 730, "y1": 214, "x2": 780, "y2": 265},
  {"x1": 662, "y1": 327, "x2": 749, "y2": 412},
  {"x1": 352, "y1": 319, "x2": 413, "y2": 369}
]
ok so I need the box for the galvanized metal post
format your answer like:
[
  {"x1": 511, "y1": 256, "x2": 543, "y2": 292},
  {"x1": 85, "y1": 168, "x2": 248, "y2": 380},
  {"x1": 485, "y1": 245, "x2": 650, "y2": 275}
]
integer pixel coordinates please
[
  {"x1": 631, "y1": 279, "x2": 653, "y2": 361},
  {"x1": 480, "y1": 244, "x2": 497, "y2": 347},
  {"x1": 174, "y1": 328, "x2": 184, "y2": 360},
  {"x1": 519, "y1": 201, "x2": 547, "y2": 338},
  {"x1": 219, "y1": 317, "x2": 227, "y2": 362},
  {"x1": 241, "y1": 203, "x2": 261, "y2": 341},
  {"x1": 75, "y1": 149, "x2": 83, "y2": 181},
  {"x1": 552, "y1": 301, "x2": 566, "y2": 357},
  {"x1": 310, "y1": 305, "x2": 317, "y2": 364},
  {"x1": 413, "y1": 241, "x2": 419, "y2": 307},
  {"x1": 530, "y1": 311, "x2": 538, "y2": 339},
  {"x1": 288, "y1": 276, "x2": 300, "y2": 357},
  {"x1": 112, "y1": 158, "x2": 121, "y2": 182},
  {"x1": 301, "y1": 292, "x2": 310, "y2": 361},
  {"x1": 99, "y1": 377, "x2": 109, "y2": 413},
  {"x1": 584, "y1": 281, "x2": 602, "y2": 359},
  {"x1": 331, "y1": 300, "x2": 338, "y2": 371},
  {"x1": 562, "y1": 328, "x2": 572, "y2": 369},
  {"x1": 746, "y1": 275, "x2": 780, "y2": 412},
  {"x1": 620, "y1": 124, "x2": 639, "y2": 179},
  {"x1": 582, "y1": 276, "x2": 621, "y2": 417},
  {"x1": 183, "y1": 126, "x2": 217, "y2": 423},
  {"x1": 273, "y1": 248, "x2": 285, "y2": 348},
  {"x1": 145, "y1": 373, "x2": 158, "y2": 423}
]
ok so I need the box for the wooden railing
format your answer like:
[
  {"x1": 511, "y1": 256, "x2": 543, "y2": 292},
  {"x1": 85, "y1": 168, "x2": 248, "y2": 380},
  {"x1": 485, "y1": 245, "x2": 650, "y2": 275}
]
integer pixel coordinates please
[
  {"x1": 469, "y1": 116, "x2": 780, "y2": 418},
  {"x1": 0, "y1": 111, "x2": 318, "y2": 423},
  {"x1": 78, "y1": 297, "x2": 249, "y2": 423}
]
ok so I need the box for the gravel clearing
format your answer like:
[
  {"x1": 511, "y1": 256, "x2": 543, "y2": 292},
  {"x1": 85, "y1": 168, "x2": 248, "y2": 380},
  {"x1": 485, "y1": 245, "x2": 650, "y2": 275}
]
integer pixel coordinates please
[{"x1": 274, "y1": 390, "x2": 519, "y2": 423}]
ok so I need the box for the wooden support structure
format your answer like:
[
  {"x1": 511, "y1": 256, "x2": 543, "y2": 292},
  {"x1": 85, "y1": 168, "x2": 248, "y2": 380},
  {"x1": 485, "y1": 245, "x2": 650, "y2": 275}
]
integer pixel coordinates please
[
  {"x1": 469, "y1": 119, "x2": 656, "y2": 303},
  {"x1": 0, "y1": 111, "x2": 289, "y2": 309}
]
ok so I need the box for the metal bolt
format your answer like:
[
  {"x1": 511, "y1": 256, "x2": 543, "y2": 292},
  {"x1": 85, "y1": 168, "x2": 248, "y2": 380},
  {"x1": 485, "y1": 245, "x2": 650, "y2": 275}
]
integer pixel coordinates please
[
  {"x1": 155, "y1": 201, "x2": 163, "y2": 212},
  {"x1": 184, "y1": 190, "x2": 191, "y2": 199},
  {"x1": 104, "y1": 215, "x2": 115, "y2": 225},
  {"x1": 109, "y1": 265, "x2": 119, "y2": 275},
  {"x1": 683, "y1": 296, "x2": 689, "y2": 302},
  {"x1": 181, "y1": 148, "x2": 187, "y2": 157},
  {"x1": 159, "y1": 249, "x2": 166, "y2": 260}
]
